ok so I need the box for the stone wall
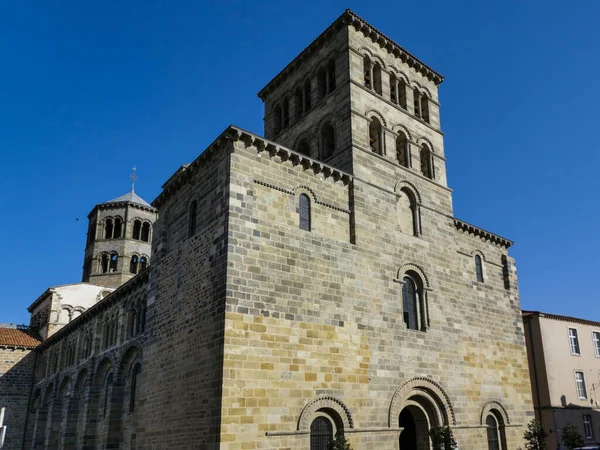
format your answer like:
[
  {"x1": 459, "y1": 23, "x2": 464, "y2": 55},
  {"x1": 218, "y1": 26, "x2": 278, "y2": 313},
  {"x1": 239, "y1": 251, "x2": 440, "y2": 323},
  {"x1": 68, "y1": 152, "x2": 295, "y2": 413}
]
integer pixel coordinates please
[{"x1": 0, "y1": 347, "x2": 36, "y2": 450}]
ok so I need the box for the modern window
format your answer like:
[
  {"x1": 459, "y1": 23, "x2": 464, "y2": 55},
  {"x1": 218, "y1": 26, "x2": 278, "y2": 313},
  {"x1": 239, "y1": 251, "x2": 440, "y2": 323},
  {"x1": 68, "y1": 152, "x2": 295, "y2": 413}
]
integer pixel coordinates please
[
  {"x1": 569, "y1": 328, "x2": 580, "y2": 355},
  {"x1": 583, "y1": 414, "x2": 593, "y2": 439},
  {"x1": 475, "y1": 255, "x2": 484, "y2": 282},
  {"x1": 576, "y1": 371, "x2": 587, "y2": 399},
  {"x1": 189, "y1": 200, "x2": 198, "y2": 238},
  {"x1": 486, "y1": 414, "x2": 500, "y2": 450},
  {"x1": 299, "y1": 194, "x2": 311, "y2": 231},
  {"x1": 593, "y1": 331, "x2": 600, "y2": 357},
  {"x1": 310, "y1": 416, "x2": 333, "y2": 450}
]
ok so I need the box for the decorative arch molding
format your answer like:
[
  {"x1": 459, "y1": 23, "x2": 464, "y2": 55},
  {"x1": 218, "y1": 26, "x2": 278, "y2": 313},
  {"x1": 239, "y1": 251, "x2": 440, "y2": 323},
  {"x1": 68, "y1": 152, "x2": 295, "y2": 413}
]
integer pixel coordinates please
[
  {"x1": 316, "y1": 113, "x2": 337, "y2": 132},
  {"x1": 387, "y1": 66, "x2": 410, "y2": 83},
  {"x1": 94, "y1": 356, "x2": 116, "y2": 385},
  {"x1": 293, "y1": 131, "x2": 313, "y2": 150},
  {"x1": 416, "y1": 136, "x2": 436, "y2": 153},
  {"x1": 396, "y1": 263, "x2": 431, "y2": 289},
  {"x1": 388, "y1": 377, "x2": 456, "y2": 427},
  {"x1": 291, "y1": 185, "x2": 319, "y2": 203},
  {"x1": 74, "y1": 368, "x2": 89, "y2": 394},
  {"x1": 297, "y1": 396, "x2": 354, "y2": 431},
  {"x1": 471, "y1": 249, "x2": 487, "y2": 262},
  {"x1": 117, "y1": 341, "x2": 144, "y2": 376},
  {"x1": 480, "y1": 400, "x2": 510, "y2": 425},
  {"x1": 357, "y1": 47, "x2": 386, "y2": 68},
  {"x1": 394, "y1": 180, "x2": 422, "y2": 204},
  {"x1": 365, "y1": 109, "x2": 387, "y2": 127},
  {"x1": 391, "y1": 124, "x2": 412, "y2": 140}
]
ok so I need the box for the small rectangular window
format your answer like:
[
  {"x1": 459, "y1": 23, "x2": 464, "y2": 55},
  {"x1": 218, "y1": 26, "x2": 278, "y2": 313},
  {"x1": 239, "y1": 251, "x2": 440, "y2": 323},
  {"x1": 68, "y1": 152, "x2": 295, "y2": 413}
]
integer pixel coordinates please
[
  {"x1": 576, "y1": 371, "x2": 587, "y2": 399},
  {"x1": 583, "y1": 414, "x2": 593, "y2": 439},
  {"x1": 593, "y1": 331, "x2": 600, "y2": 357},
  {"x1": 569, "y1": 328, "x2": 580, "y2": 355}
]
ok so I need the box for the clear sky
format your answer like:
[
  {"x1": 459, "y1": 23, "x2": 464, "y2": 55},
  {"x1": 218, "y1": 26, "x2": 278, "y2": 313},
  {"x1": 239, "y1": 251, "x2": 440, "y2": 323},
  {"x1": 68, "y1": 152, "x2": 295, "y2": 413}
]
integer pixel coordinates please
[{"x1": 1, "y1": 1, "x2": 599, "y2": 325}]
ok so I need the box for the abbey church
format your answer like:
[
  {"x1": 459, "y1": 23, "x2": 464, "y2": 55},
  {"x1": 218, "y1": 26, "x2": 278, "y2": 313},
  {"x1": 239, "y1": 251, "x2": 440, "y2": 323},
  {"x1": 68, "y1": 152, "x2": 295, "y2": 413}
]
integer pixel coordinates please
[{"x1": 0, "y1": 10, "x2": 534, "y2": 449}]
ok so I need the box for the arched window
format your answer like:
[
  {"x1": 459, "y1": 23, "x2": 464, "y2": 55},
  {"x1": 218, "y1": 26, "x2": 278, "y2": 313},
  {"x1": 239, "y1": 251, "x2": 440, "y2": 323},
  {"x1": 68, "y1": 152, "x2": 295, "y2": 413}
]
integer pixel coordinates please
[
  {"x1": 321, "y1": 123, "x2": 335, "y2": 160},
  {"x1": 294, "y1": 87, "x2": 304, "y2": 120},
  {"x1": 397, "y1": 189, "x2": 418, "y2": 236},
  {"x1": 273, "y1": 105, "x2": 282, "y2": 135},
  {"x1": 373, "y1": 62, "x2": 382, "y2": 95},
  {"x1": 299, "y1": 194, "x2": 311, "y2": 232},
  {"x1": 421, "y1": 94, "x2": 430, "y2": 123},
  {"x1": 282, "y1": 98, "x2": 290, "y2": 129},
  {"x1": 140, "y1": 256, "x2": 148, "y2": 271},
  {"x1": 390, "y1": 73, "x2": 398, "y2": 104},
  {"x1": 310, "y1": 416, "x2": 333, "y2": 450},
  {"x1": 327, "y1": 59, "x2": 336, "y2": 92},
  {"x1": 141, "y1": 222, "x2": 150, "y2": 242},
  {"x1": 486, "y1": 414, "x2": 500, "y2": 450},
  {"x1": 105, "y1": 218, "x2": 114, "y2": 239},
  {"x1": 420, "y1": 145, "x2": 433, "y2": 179},
  {"x1": 109, "y1": 253, "x2": 118, "y2": 273},
  {"x1": 129, "y1": 363, "x2": 142, "y2": 413},
  {"x1": 101, "y1": 253, "x2": 109, "y2": 274},
  {"x1": 398, "y1": 78, "x2": 407, "y2": 109},
  {"x1": 402, "y1": 277, "x2": 419, "y2": 330},
  {"x1": 102, "y1": 372, "x2": 113, "y2": 418},
  {"x1": 363, "y1": 55, "x2": 372, "y2": 89},
  {"x1": 396, "y1": 132, "x2": 409, "y2": 167},
  {"x1": 113, "y1": 217, "x2": 122, "y2": 238},
  {"x1": 413, "y1": 88, "x2": 421, "y2": 118},
  {"x1": 189, "y1": 201, "x2": 198, "y2": 238},
  {"x1": 304, "y1": 79, "x2": 312, "y2": 111},
  {"x1": 475, "y1": 255, "x2": 484, "y2": 282},
  {"x1": 317, "y1": 68, "x2": 327, "y2": 101},
  {"x1": 132, "y1": 220, "x2": 142, "y2": 240},
  {"x1": 297, "y1": 139, "x2": 310, "y2": 156},
  {"x1": 130, "y1": 255, "x2": 139, "y2": 274},
  {"x1": 369, "y1": 116, "x2": 383, "y2": 155}
]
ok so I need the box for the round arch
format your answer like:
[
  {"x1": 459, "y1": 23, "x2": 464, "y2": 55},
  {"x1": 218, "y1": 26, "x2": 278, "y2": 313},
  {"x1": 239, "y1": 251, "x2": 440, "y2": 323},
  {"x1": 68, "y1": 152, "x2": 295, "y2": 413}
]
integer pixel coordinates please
[
  {"x1": 297, "y1": 396, "x2": 354, "y2": 432},
  {"x1": 365, "y1": 109, "x2": 387, "y2": 127},
  {"x1": 480, "y1": 400, "x2": 510, "y2": 425},
  {"x1": 396, "y1": 263, "x2": 431, "y2": 289},
  {"x1": 388, "y1": 377, "x2": 456, "y2": 427},
  {"x1": 394, "y1": 181, "x2": 422, "y2": 204}
]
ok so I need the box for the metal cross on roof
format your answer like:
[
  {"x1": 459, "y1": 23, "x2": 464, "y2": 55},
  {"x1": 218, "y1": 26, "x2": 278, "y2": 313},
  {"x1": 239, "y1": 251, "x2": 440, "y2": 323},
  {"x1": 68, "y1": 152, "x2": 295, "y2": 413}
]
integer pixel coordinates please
[{"x1": 130, "y1": 166, "x2": 138, "y2": 193}]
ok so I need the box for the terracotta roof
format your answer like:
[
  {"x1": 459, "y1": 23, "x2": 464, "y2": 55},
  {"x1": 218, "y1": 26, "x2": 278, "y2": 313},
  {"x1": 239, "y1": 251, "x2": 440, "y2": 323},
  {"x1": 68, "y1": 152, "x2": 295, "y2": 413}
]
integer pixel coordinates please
[{"x1": 0, "y1": 325, "x2": 41, "y2": 349}]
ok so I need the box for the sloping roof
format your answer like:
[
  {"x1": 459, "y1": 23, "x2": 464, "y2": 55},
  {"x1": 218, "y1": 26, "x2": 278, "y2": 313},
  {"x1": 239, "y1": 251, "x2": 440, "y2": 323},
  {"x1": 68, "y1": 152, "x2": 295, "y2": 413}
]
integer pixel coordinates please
[
  {"x1": 0, "y1": 325, "x2": 41, "y2": 349},
  {"x1": 106, "y1": 191, "x2": 152, "y2": 207},
  {"x1": 522, "y1": 310, "x2": 600, "y2": 328}
]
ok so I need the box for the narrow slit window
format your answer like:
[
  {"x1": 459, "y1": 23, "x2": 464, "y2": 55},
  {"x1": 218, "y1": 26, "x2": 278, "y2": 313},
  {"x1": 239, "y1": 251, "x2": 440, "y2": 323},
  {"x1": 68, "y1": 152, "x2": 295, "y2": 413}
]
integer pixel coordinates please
[
  {"x1": 189, "y1": 201, "x2": 198, "y2": 237},
  {"x1": 299, "y1": 194, "x2": 311, "y2": 231},
  {"x1": 475, "y1": 255, "x2": 484, "y2": 282}
]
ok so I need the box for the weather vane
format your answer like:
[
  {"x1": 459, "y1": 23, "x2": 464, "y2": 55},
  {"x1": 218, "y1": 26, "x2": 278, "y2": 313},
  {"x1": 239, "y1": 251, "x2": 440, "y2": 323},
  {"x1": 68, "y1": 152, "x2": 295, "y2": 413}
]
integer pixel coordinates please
[{"x1": 130, "y1": 166, "x2": 138, "y2": 193}]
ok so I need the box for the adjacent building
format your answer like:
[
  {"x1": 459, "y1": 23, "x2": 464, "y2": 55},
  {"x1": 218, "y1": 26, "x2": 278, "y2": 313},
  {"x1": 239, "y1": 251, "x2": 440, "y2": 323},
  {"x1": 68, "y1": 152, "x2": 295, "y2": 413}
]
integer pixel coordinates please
[
  {"x1": 0, "y1": 10, "x2": 535, "y2": 450},
  {"x1": 523, "y1": 311, "x2": 600, "y2": 449}
]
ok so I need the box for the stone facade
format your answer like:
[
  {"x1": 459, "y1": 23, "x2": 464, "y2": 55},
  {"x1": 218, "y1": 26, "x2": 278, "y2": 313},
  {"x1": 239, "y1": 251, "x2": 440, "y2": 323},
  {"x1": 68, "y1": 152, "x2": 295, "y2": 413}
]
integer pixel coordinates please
[{"x1": 0, "y1": 9, "x2": 535, "y2": 450}]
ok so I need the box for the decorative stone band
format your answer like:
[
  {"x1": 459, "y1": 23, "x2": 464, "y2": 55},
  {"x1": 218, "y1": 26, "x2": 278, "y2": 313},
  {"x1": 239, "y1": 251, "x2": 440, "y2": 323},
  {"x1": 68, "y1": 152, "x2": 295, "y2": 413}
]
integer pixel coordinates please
[
  {"x1": 453, "y1": 218, "x2": 513, "y2": 249},
  {"x1": 253, "y1": 179, "x2": 352, "y2": 214}
]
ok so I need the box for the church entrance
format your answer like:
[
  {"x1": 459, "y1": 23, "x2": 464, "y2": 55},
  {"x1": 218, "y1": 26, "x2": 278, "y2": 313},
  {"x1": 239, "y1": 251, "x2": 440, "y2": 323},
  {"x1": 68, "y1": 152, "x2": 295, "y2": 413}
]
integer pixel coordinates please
[{"x1": 398, "y1": 405, "x2": 433, "y2": 450}]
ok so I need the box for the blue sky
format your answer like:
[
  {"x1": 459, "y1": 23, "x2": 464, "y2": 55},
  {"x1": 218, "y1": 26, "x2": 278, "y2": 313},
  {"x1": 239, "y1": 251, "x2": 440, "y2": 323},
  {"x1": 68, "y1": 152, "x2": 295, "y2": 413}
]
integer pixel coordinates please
[{"x1": 1, "y1": 1, "x2": 599, "y2": 325}]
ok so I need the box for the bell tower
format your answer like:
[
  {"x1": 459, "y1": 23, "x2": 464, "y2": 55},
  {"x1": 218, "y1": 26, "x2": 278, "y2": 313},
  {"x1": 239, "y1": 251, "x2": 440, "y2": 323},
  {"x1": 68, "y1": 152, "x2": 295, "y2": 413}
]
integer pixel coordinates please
[{"x1": 82, "y1": 174, "x2": 157, "y2": 289}]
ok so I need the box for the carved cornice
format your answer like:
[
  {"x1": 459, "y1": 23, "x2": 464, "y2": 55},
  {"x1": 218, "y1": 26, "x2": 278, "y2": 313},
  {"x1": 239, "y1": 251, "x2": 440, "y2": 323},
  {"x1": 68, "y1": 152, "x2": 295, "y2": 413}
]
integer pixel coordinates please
[
  {"x1": 453, "y1": 219, "x2": 513, "y2": 249},
  {"x1": 258, "y1": 9, "x2": 443, "y2": 100}
]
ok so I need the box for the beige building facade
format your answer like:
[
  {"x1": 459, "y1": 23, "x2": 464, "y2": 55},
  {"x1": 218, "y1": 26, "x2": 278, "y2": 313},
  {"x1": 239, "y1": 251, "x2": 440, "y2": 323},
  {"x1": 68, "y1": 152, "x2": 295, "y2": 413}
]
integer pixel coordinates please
[{"x1": 523, "y1": 311, "x2": 600, "y2": 449}]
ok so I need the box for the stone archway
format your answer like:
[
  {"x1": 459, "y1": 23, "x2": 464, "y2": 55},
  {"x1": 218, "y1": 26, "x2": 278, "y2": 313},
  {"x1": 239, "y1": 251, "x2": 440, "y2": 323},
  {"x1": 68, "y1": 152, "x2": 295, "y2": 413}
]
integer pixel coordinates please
[{"x1": 389, "y1": 378, "x2": 455, "y2": 450}]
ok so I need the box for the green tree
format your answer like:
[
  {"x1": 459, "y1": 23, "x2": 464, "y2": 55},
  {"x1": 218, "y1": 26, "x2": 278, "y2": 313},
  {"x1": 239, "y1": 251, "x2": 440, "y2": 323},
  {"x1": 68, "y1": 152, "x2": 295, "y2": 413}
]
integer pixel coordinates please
[
  {"x1": 561, "y1": 421, "x2": 584, "y2": 450},
  {"x1": 431, "y1": 426, "x2": 458, "y2": 450},
  {"x1": 523, "y1": 419, "x2": 547, "y2": 450},
  {"x1": 331, "y1": 434, "x2": 353, "y2": 450}
]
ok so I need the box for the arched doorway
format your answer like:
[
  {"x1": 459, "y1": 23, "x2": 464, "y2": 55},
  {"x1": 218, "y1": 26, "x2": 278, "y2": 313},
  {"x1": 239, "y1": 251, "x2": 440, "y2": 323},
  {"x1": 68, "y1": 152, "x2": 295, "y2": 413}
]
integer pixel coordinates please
[{"x1": 390, "y1": 378, "x2": 455, "y2": 450}]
